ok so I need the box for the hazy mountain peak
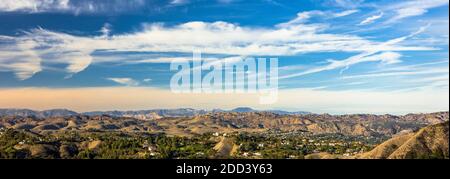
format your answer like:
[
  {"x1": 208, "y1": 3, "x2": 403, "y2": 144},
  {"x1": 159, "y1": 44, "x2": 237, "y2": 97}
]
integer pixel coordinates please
[{"x1": 231, "y1": 107, "x2": 256, "y2": 113}]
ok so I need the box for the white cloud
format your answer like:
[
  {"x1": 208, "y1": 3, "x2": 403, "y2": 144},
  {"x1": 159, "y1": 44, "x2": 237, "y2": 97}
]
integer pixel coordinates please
[
  {"x1": 0, "y1": 57, "x2": 41, "y2": 80},
  {"x1": 280, "y1": 51, "x2": 402, "y2": 79},
  {"x1": 359, "y1": 12, "x2": 383, "y2": 25},
  {"x1": 334, "y1": 9, "x2": 359, "y2": 17},
  {"x1": 279, "y1": 25, "x2": 435, "y2": 79},
  {"x1": 24, "y1": 28, "x2": 95, "y2": 76},
  {"x1": 339, "y1": 60, "x2": 449, "y2": 91},
  {"x1": 65, "y1": 53, "x2": 93, "y2": 74},
  {"x1": 0, "y1": 36, "x2": 42, "y2": 80},
  {"x1": 100, "y1": 23, "x2": 112, "y2": 37},
  {"x1": 342, "y1": 67, "x2": 449, "y2": 79},
  {"x1": 277, "y1": 10, "x2": 359, "y2": 28},
  {"x1": 170, "y1": 0, "x2": 189, "y2": 5},
  {"x1": 276, "y1": 11, "x2": 325, "y2": 28},
  {"x1": 0, "y1": 13, "x2": 436, "y2": 80},
  {"x1": 372, "y1": 60, "x2": 449, "y2": 73},
  {"x1": 0, "y1": 0, "x2": 150, "y2": 14},
  {"x1": 126, "y1": 57, "x2": 192, "y2": 64},
  {"x1": 331, "y1": 0, "x2": 365, "y2": 8},
  {"x1": 0, "y1": 0, "x2": 70, "y2": 12},
  {"x1": 107, "y1": 78, "x2": 140, "y2": 86},
  {"x1": 386, "y1": 0, "x2": 449, "y2": 23}
]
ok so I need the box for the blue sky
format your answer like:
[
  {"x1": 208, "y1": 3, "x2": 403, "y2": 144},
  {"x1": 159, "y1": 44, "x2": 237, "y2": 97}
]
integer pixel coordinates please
[{"x1": 0, "y1": 0, "x2": 448, "y2": 114}]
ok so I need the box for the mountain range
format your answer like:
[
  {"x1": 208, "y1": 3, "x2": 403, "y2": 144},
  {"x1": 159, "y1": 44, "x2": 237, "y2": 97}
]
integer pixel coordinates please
[
  {"x1": 0, "y1": 108, "x2": 310, "y2": 120},
  {"x1": 1, "y1": 108, "x2": 447, "y2": 138},
  {"x1": 0, "y1": 109, "x2": 78, "y2": 119},
  {"x1": 1, "y1": 108, "x2": 448, "y2": 159}
]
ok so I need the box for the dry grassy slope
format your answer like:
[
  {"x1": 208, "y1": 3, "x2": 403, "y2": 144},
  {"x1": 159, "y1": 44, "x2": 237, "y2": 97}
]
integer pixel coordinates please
[
  {"x1": 388, "y1": 121, "x2": 449, "y2": 159},
  {"x1": 360, "y1": 121, "x2": 449, "y2": 159},
  {"x1": 213, "y1": 137, "x2": 238, "y2": 158},
  {"x1": 359, "y1": 133, "x2": 415, "y2": 159},
  {"x1": 14, "y1": 144, "x2": 59, "y2": 158},
  {"x1": 304, "y1": 152, "x2": 341, "y2": 159},
  {"x1": 1, "y1": 112, "x2": 448, "y2": 137}
]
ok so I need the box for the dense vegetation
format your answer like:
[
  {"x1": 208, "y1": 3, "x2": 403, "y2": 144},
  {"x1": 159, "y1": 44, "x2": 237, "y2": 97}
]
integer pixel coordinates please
[
  {"x1": 0, "y1": 128, "x2": 386, "y2": 159},
  {"x1": 233, "y1": 132, "x2": 383, "y2": 159},
  {"x1": 0, "y1": 128, "x2": 217, "y2": 159}
]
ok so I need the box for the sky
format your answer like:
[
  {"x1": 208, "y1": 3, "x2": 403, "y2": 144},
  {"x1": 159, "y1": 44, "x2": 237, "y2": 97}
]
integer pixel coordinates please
[{"x1": 0, "y1": 0, "x2": 448, "y2": 114}]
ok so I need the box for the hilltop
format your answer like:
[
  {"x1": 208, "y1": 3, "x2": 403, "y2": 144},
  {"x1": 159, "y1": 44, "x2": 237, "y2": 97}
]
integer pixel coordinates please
[
  {"x1": 0, "y1": 109, "x2": 78, "y2": 118},
  {"x1": 359, "y1": 121, "x2": 449, "y2": 159},
  {"x1": 1, "y1": 112, "x2": 448, "y2": 159},
  {"x1": 1, "y1": 108, "x2": 447, "y2": 137}
]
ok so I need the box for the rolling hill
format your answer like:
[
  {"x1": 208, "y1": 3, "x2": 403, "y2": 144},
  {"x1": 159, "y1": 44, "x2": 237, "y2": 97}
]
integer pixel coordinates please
[
  {"x1": 360, "y1": 121, "x2": 449, "y2": 159},
  {"x1": 1, "y1": 109, "x2": 448, "y2": 138}
]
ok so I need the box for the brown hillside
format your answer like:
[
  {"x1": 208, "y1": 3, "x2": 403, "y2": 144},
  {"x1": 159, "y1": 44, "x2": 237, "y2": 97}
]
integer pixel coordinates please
[{"x1": 360, "y1": 121, "x2": 449, "y2": 159}]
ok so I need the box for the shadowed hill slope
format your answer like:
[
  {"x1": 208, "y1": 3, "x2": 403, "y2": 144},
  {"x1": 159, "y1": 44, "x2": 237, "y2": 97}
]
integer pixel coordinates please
[{"x1": 360, "y1": 121, "x2": 449, "y2": 159}]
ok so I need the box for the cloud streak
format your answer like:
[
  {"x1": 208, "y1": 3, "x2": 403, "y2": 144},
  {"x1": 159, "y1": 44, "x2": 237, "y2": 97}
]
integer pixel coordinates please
[
  {"x1": 334, "y1": 9, "x2": 359, "y2": 17},
  {"x1": 277, "y1": 9, "x2": 358, "y2": 28},
  {"x1": 0, "y1": 35, "x2": 42, "y2": 80},
  {"x1": 0, "y1": 0, "x2": 156, "y2": 14},
  {"x1": 0, "y1": 0, "x2": 70, "y2": 13},
  {"x1": 280, "y1": 25, "x2": 434, "y2": 79},
  {"x1": 342, "y1": 67, "x2": 449, "y2": 79},
  {"x1": 0, "y1": 7, "x2": 439, "y2": 81},
  {"x1": 385, "y1": 0, "x2": 449, "y2": 23},
  {"x1": 359, "y1": 12, "x2": 383, "y2": 25},
  {"x1": 280, "y1": 51, "x2": 402, "y2": 79},
  {"x1": 107, "y1": 78, "x2": 140, "y2": 86}
]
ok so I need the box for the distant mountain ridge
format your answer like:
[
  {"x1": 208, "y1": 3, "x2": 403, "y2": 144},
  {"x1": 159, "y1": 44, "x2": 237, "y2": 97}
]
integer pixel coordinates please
[
  {"x1": 0, "y1": 107, "x2": 310, "y2": 120},
  {"x1": 1, "y1": 108, "x2": 448, "y2": 138},
  {"x1": 230, "y1": 107, "x2": 311, "y2": 115},
  {"x1": 83, "y1": 108, "x2": 209, "y2": 118},
  {"x1": 0, "y1": 109, "x2": 78, "y2": 118}
]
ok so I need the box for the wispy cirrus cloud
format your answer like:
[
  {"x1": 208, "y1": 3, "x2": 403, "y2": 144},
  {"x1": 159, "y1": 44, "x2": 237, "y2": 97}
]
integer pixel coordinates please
[
  {"x1": 170, "y1": 0, "x2": 189, "y2": 5},
  {"x1": 385, "y1": 0, "x2": 449, "y2": 23},
  {"x1": 280, "y1": 51, "x2": 403, "y2": 79},
  {"x1": 277, "y1": 9, "x2": 358, "y2": 28},
  {"x1": 340, "y1": 60, "x2": 449, "y2": 90},
  {"x1": 334, "y1": 9, "x2": 359, "y2": 17},
  {"x1": 0, "y1": 0, "x2": 70, "y2": 13},
  {"x1": 0, "y1": 1, "x2": 447, "y2": 113},
  {"x1": 359, "y1": 12, "x2": 383, "y2": 25},
  {"x1": 0, "y1": 35, "x2": 42, "y2": 80},
  {"x1": 326, "y1": 0, "x2": 366, "y2": 9},
  {"x1": 0, "y1": 19, "x2": 433, "y2": 80},
  {"x1": 327, "y1": 0, "x2": 448, "y2": 28},
  {"x1": 276, "y1": 11, "x2": 325, "y2": 28},
  {"x1": 0, "y1": 3, "x2": 440, "y2": 81},
  {"x1": 107, "y1": 78, "x2": 140, "y2": 86},
  {"x1": 0, "y1": 0, "x2": 158, "y2": 14},
  {"x1": 342, "y1": 67, "x2": 449, "y2": 79},
  {"x1": 279, "y1": 25, "x2": 434, "y2": 79}
]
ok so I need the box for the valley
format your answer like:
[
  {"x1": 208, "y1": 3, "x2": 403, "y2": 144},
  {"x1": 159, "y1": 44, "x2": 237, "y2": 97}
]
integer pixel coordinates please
[{"x1": 0, "y1": 108, "x2": 448, "y2": 159}]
